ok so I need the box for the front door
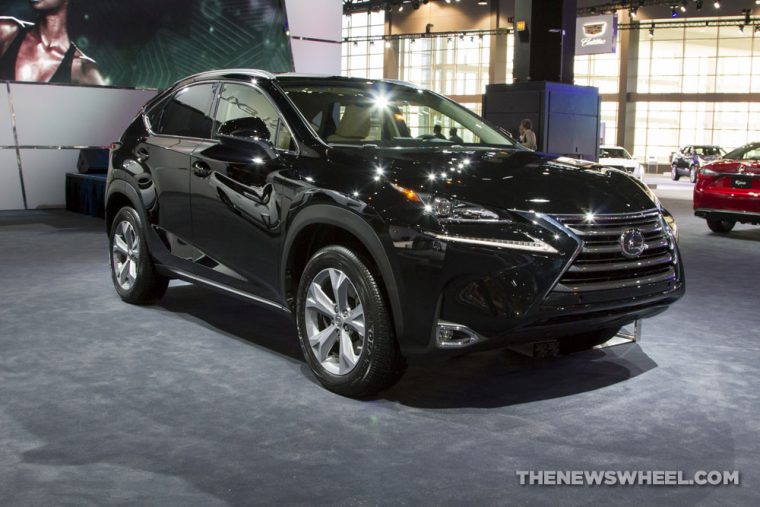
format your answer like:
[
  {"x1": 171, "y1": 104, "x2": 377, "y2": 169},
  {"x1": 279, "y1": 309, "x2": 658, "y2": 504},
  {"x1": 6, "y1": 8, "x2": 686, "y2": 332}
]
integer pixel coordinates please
[{"x1": 190, "y1": 82, "x2": 297, "y2": 301}]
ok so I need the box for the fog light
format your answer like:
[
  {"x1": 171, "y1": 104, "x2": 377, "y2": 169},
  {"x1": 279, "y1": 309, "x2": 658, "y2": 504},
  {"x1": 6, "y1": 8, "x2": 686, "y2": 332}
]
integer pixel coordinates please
[{"x1": 436, "y1": 321, "x2": 482, "y2": 348}]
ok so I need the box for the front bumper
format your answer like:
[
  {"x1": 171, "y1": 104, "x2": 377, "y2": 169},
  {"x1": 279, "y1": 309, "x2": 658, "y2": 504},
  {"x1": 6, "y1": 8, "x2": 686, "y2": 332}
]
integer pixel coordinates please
[{"x1": 388, "y1": 215, "x2": 685, "y2": 357}]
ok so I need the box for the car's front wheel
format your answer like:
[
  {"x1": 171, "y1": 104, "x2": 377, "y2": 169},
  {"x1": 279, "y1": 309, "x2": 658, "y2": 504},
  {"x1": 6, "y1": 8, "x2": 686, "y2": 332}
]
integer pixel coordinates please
[
  {"x1": 689, "y1": 165, "x2": 698, "y2": 183},
  {"x1": 707, "y1": 217, "x2": 735, "y2": 234},
  {"x1": 296, "y1": 246, "x2": 405, "y2": 398},
  {"x1": 671, "y1": 163, "x2": 681, "y2": 181},
  {"x1": 109, "y1": 206, "x2": 168, "y2": 304}
]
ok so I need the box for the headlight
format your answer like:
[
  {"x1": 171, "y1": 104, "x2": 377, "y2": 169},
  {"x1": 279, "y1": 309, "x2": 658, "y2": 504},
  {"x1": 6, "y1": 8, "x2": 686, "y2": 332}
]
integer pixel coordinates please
[
  {"x1": 391, "y1": 187, "x2": 558, "y2": 253},
  {"x1": 662, "y1": 210, "x2": 679, "y2": 242},
  {"x1": 424, "y1": 197, "x2": 510, "y2": 224}
]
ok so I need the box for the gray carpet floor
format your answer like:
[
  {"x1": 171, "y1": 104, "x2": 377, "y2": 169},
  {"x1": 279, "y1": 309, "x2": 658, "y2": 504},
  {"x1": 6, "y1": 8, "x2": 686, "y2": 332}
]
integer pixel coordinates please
[{"x1": 1, "y1": 196, "x2": 759, "y2": 506}]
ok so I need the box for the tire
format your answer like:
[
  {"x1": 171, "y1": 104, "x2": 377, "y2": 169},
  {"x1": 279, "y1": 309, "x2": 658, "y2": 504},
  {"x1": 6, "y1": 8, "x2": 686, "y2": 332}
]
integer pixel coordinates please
[
  {"x1": 559, "y1": 327, "x2": 620, "y2": 355},
  {"x1": 689, "y1": 165, "x2": 698, "y2": 183},
  {"x1": 671, "y1": 164, "x2": 681, "y2": 181},
  {"x1": 296, "y1": 245, "x2": 406, "y2": 398},
  {"x1": 109, "y1": 206, "x2": 169, "y2": 304},
  {"x1": 707, "y1": 217, "x2": 735, "y2": 234}
]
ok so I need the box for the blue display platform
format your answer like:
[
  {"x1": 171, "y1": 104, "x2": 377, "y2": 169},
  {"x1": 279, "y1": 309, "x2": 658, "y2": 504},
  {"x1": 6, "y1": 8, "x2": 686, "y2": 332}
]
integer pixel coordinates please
[{"x1": 65, "y1": 173, "x2": 106, "y2": 219}]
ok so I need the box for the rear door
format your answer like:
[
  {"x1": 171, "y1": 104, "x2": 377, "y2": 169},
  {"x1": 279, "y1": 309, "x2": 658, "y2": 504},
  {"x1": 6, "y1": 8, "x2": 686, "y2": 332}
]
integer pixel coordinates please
[{"x1": 140, "y1": 83, "x2": 217, "y2": 246}]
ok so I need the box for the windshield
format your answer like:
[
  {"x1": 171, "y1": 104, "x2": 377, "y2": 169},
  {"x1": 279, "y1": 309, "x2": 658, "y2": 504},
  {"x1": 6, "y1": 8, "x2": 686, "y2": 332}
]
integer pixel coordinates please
[
  {"x1": 724, "y1": 144, "x2": 760, "y2": 161},
  {"x1": 281, "y1": 82, "x2": 516, "y2": 148},
  {"x1": 600, "y1": 147, "x2": 630, "y2": 159},
  {"x1": 693, "y1": 146, "x2": 723, "y2": 156}
]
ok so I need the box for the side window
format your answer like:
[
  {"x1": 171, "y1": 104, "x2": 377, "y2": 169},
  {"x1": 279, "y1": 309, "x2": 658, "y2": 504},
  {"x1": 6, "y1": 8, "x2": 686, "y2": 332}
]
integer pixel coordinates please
[
  {"x1": 214, "y1": 83, "x2": 295, "y2": 151},
  {"x1": 159, "y1": 84, "x2": 216, "y2": 138},
  {"x1": 145, "y1": 95, "x2": 170, "y2": 132}
]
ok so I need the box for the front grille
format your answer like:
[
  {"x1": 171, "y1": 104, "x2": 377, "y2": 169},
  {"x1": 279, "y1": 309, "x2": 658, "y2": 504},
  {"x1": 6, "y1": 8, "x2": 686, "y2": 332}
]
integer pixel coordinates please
[{"x1": 550, "y1": 209, "x2": 677, "y2": 293}]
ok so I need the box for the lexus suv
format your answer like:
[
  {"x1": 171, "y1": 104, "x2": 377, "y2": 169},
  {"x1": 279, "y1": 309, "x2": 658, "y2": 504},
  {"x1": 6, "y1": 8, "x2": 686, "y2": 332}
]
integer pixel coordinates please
[{"x1": 106, "y1": 69, "x2": 685, "y2": 397}]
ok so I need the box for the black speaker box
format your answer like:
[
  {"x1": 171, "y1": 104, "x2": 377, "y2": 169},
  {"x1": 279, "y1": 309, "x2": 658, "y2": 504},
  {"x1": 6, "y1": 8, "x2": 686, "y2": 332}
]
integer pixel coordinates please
[
  {"x1": 513, "y1": 0, "x2": 577, "y2": 83},
  {"x1": 77, "y1": 148, "x2": 109, "y2": 174}
]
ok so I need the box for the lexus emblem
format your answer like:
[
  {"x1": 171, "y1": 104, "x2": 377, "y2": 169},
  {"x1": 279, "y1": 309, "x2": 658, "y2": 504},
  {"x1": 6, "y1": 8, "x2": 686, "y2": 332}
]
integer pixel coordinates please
[{"x1": 620, "y1": 229, "x2": 646, "y2": 259}]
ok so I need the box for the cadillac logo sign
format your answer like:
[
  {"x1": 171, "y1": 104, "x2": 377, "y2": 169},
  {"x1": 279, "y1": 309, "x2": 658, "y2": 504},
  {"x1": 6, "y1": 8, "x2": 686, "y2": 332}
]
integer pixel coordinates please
[
  {"x1": 620, "y1": 229, "x2": 646, "y2": 259},
  {"x1": 582, "y1": 21, "x2": 607, "y2": 43},
  {"x1": 576, "y1": 14, "x2": 617, "y2": 55}
]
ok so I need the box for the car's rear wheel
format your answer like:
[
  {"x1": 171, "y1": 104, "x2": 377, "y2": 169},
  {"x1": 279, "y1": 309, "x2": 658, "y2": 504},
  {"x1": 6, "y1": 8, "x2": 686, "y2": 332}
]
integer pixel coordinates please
[
  {"x1": 689, "y1": 165, "x2": 698, "y2": 183},
  {"x1": 109, "y1": 206, "x2": 168, "y2": 304},
  {"x1": 296, "y1": 245, "x2": 406, "y2": 398},
  {"x1": 559, "y1": 327, "x2": 620, "y2": 354},
  {"x1": 671, "y1": 164, "x2": 681, "y2": 181},
  {"x1": 707, "y1": 217, "x2": 735, "y2": 234}
]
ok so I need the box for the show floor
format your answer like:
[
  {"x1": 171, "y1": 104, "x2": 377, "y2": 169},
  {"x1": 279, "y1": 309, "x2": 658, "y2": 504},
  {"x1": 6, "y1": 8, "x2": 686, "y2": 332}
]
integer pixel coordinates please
[{"x1": 1, "y1": 195, "x2": 759, "y2": 506}]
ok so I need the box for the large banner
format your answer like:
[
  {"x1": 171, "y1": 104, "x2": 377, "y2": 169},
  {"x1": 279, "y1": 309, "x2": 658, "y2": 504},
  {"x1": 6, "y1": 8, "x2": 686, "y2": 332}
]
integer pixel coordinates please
[
  {"x1": 0, "y1": 0, "x2": 293, "y2": 89},
  {"x1": 575, "y1": 14, "x2": 618, "y2": 56}
]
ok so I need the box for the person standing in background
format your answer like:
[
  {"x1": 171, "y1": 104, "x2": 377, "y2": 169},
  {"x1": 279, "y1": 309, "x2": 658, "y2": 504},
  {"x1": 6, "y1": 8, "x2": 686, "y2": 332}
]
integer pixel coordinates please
[
  {"x1": 519, "y1": 118, "x2": 537, "y2": 151},
  {"x1": 0, "y1": 0, "x2": 104, "y2": 85},
  {"x1": 449, "y1": 127, "x2": 463, "y2": 144}
]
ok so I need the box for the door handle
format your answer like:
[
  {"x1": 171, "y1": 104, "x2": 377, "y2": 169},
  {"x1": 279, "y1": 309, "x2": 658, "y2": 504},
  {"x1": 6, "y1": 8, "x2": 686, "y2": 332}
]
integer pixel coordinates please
[
  {"x1": 192, "y1": 161, "x2": 211, "y2": 178},
  {"x1": 135, "y1": 147, "x2": 150, "y2": 161}
]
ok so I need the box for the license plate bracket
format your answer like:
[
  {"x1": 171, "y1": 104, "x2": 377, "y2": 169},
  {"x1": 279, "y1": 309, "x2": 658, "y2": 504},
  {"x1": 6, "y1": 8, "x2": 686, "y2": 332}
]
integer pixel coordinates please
[{"x1": 732, "y1": 176, "x2": 753, "y2": 189}]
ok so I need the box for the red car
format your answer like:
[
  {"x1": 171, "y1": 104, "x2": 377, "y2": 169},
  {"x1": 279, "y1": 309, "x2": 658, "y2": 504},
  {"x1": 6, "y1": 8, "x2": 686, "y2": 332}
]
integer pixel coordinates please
[{"x1": 694, "y1": 142, "x2": 760, "y2": 233}]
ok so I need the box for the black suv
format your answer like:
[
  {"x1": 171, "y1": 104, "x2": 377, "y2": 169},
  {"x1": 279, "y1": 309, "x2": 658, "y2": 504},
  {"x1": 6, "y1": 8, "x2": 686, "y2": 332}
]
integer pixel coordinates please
[
  {"x1": 671, "y1": 145, "x2": 725, "y2": 183},
  {"x1": 106, "y1": 69, "x2": 685, "y2": 397}
]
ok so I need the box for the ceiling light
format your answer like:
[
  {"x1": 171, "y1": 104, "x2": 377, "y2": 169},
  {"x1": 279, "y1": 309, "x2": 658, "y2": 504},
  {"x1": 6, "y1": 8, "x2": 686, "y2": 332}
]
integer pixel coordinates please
[{"x1": 713, "y1": 1, "x2": 720, "y2": 8}]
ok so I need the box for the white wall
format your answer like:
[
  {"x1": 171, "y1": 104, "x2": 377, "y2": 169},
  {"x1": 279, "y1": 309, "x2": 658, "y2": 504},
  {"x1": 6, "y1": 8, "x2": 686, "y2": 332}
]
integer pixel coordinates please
[
  {"x1": 0, "y1": 83, "x2": 156, "y2": 210},
  {"x1": 285, "y1": 0, "x2": 342, "y2": 75}
]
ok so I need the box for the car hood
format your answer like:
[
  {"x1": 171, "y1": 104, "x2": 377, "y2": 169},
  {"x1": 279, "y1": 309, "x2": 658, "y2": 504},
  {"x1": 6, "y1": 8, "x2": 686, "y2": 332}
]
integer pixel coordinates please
[{"x1": 327, "y1": 147, "x2": 657, "y2": 215}]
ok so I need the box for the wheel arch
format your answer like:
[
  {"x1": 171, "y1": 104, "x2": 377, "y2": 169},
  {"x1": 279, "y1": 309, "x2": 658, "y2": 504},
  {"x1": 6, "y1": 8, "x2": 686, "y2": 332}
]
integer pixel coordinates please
[
  {"x1": 282, "y1": 204, "x2": 405, "y2": 339},
  {"x1": 105, "y1": 179, "x2": 143, "y2": 234}
]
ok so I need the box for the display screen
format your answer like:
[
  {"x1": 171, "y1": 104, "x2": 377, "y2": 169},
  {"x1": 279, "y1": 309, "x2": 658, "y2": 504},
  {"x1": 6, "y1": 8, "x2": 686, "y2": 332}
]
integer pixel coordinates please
[{"x1": 0, "y1": 0, "x2": 293, "y2": 89}]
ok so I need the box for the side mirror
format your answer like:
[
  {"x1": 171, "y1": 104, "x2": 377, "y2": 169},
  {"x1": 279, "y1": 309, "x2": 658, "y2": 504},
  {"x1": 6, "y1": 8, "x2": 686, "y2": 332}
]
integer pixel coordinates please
[{"x1": 217, "y1": 117, "x2": 277, "y2": 160}]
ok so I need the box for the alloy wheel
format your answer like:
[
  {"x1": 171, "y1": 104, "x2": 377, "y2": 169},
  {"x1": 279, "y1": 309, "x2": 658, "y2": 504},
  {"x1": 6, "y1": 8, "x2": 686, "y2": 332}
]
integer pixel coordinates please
[
  {"x1": 304, "y1": 268, "x2": 366, "y2": 376},
  {"x1": 112, "y1": 220, "x2": 140, "y2": 291}
]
